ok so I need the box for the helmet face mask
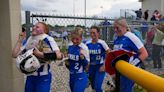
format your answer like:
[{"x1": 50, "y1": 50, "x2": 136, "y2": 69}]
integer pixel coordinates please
[{"x1": 16, "y1": 49, "x2": 40, "y2": 74}]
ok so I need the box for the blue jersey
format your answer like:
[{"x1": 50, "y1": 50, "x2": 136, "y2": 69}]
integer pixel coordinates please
[
  {"x1": 23, "y1": 34, "x2": 60, "y2": 76},
  {"x1": 68, "y1": 43, "x2": 90, "y2": 74},
  {"x1": 113, "y1": 32, "x2": 143, "y2": 53},
  {"x1": 113, "y1": 32, "x2": 144, "y2": 92},
  {"x1": 86, "y1": 39, "x2": 109, "y2": 65}
]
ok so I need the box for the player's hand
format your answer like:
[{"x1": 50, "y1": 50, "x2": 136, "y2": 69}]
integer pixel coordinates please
[
  {"x1": 33, "y1": 47, "x2": 44, "y2": 58},
  {"x1": 80, "y1": 49, "x2": 85, "y2": 60},
  {"x1": 128, "y1": 55, "x2": 142, "y2": 67},
  {"x1": 18, "y1": 32, "x2": 26, "y2": 42},
  {"x1": 56, "y1": 50, "x2": 63, "y2": 60},
  {"x1": 99, "y1": 65, "x2": 105, "y2": 72}
]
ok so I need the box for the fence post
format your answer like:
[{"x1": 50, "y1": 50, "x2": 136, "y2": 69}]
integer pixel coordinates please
[{"x1": 25, "y1": 11, "x2": 31, "y2": 38}]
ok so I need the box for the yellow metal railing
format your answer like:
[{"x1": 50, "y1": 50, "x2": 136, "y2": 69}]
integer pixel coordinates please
[{"x1": 115, "y1": 60, "x2": 164, "y2": 92}]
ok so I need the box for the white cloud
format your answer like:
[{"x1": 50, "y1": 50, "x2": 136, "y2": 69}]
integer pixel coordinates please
[
  {"x1": 21, "y1": 0, "x2": 59, "y2": 11},
  {"x1": 21, "y1": 0, "x2": 141, "y2": 18},
  {"x1": 85, "y1": 0, "x2": 113, "y2": 16}
]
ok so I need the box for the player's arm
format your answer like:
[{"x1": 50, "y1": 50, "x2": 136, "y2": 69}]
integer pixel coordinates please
[
  {"x1": 106, "y1": 49, "x2": 110, "y2": 54},
  {"x1": 102, "y1": 40, "x2": 111, "y2": 54},
  {"x1": 131, "y1": 34, "x2": 148, "y2": 62},
  {"x1": 79, "y1": 45, "x2": 90, "y2": 71},
  {"x1": 79, "y1": 49, "x2": 89, "y2": 67},
  {"x1": 33, "y1": 48, "x2": 63, "y2": 60},
  {"x1": 100, "y1": 41, "x2": 110, "y2": 72},
  {"x1": 137, "y1": 47, "x2": 148, "y2": 61},
  {"x1": 12, "y1": 41, "x2": 22, "y2": 58},
  {"x1": 12, "y1": 32, "x2": 26, "y2": 58},
  {"x1": 33, "y1": 36, "x2": 63, "y2": 60}
]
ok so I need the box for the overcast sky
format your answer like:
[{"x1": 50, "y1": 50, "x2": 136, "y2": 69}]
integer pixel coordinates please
[{"x1": 21, "y1": 0, "x2": 141, "y2": 18}]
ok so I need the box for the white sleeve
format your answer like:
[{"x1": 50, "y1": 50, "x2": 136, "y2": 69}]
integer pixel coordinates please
[
  {"x1": 47, "y1": 36, "x2": 60, "y2": 51},
  {"x1": 99, "y1": 40, "x2": 110, "y2": 51},
  {"x1": 125, "y1": 32, "x2": 144, "y2": 49},
  {"x1": 80, "y1": 43, "x2": 90, "y2": 62}
]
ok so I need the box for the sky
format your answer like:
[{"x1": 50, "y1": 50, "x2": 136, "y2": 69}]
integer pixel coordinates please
[{"x1": 21, "y1": 0, "x2": 141, "y2": 18}]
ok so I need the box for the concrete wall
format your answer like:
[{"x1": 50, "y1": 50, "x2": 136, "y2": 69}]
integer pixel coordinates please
[
  {"x1": 141, "y1": 0, "x2": 164, "y2": 16},
  {"x1": 161, "y1": 0, "x2": 164, "y2": 15},
  {"x1": 0, "y1": 0, "x2": 24, "y2": 92}
]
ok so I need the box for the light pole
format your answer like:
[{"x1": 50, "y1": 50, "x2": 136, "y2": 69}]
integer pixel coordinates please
[
  {"x1": 100, "y1": 6, "x2": 103, "y2": 17},
  {"x1": 84, "y1": 0, "x2": 86, "y2": 29},
  {"x1": 73, "y1": 0, "x2": 75, "y2": 17},
  {"x1": 73, "y1": 0, "x2": 76, "y2": 24},
  {"x1": 161, "y1": 0, "x2": 164, "y2": 14}
]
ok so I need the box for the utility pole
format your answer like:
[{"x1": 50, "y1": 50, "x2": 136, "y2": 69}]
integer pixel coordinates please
[
  {"x1": 84, "y1": 0, "x2": 86, "y2": 29},
  {"x1": 84, "y1": 0, "x2": 87, "y2": 35},
  {"x1": 100, "y1": 6, "x2": 103, "y2": 17}
]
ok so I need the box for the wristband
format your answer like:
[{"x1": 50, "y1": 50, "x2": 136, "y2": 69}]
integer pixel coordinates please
[{"x1": 44, "y1": 52, "x2": 57, "y2": 60}]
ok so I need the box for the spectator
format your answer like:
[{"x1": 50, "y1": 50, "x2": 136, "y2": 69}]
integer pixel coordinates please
[
  {"x1": 143, "y1": 10, "x2": 149, "y2": 21},
  {"x1": 152, "y1": 23, "x2": 164, "y2": 69},
  {"x1": 61, "y1": 29, "x2": 69, "y2": 48},
  {"x1": 145, "y1": 27, "x2": 156, "y2": 62},
  {"x1": 140, "y1": 20, "x2": 149, "y2": 39},
  {"x1": 62, "y1": 30, "x2": 68, "y2": 42},
  {"x1": 135, "y1": 8, "x2": 142, "y2": 20},
  {"x1": 100, "y1": 19, "x2": 111, "y2": 41},
  {"x1": 151, "y1": 10, "x2": 161, "y2": 21},
  {"x1": 160, "y1": 15, "x2": 164, "y2": 22}
]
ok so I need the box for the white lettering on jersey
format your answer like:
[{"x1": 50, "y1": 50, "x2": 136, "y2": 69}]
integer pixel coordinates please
[
  {"x1": 113, "y1": 44, "x2": 123, "y2": 50},
  {"x1": 89, "y1": 49, "x2": 101, "y2": 54},
  {"x1": 68, "y1": 54, "x2": 79, "y2": 61}
]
